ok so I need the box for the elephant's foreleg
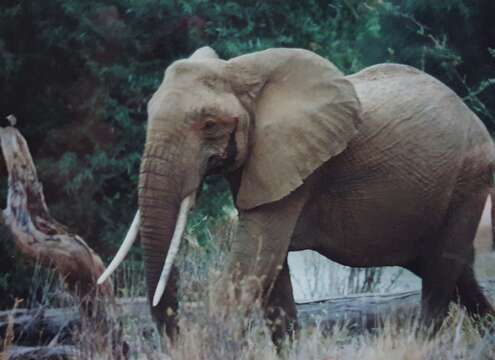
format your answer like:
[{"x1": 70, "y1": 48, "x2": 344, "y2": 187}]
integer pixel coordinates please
[
  {"x1": 227, "y1": 184, "x2": 308, "y2": 339},
  {"x1": 266, "y1": 258, "x2": 298, "y2": 345}
]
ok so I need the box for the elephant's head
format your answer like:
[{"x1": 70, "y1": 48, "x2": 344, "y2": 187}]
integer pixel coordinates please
[{"x1": 99, "y1": 46, "x2": 361, "y2": 334}]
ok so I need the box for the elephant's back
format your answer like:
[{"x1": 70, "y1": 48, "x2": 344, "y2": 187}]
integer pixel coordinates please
[
  {"x1": 347, "y1": 63, "x2": 490, "y2": 146},
  {"x1": 344, "y1": 64, "x2": 472, "y2": 185},
  {"x1": 346, "y1": 63, "x2": 494, "y2": 189},
  {"x1": 348, "y1": 63, "x2": 474, "y2": 137}
]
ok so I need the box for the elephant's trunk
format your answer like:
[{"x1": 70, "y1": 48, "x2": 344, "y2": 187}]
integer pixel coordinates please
[
  {"x1": 138, "y1": 141, "x2": 189, "y2": 329},
  {"x1": 152, "y1": 194, "x2": 193, "y2": 306}
]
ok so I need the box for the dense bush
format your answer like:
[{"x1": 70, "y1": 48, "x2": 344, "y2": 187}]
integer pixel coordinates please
[{"x1": 0, "y1": 0, "x2": 493, "y2": 308}]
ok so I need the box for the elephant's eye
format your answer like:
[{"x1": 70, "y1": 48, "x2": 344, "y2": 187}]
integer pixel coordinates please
[
  {"x1": 203, "y1": 120, "x2": 221, "y2": 138},
  {"x1": 203, "y1": 120, "x2": 223, "y2": 141},
  {"x1": 204, "y1": 120, "x2": 216, "y2": 130}
]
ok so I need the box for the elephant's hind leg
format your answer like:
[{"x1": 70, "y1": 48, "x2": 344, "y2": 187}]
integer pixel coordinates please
[
  {"x1": 419, "y1": 191, "x2": 488, "y2": 331},
  {"x1": 456, "y1": 266, "x2": 494, "y2": 318}
]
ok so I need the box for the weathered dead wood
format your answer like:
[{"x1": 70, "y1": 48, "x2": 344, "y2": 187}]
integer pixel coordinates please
[
  {"x1": 0, "y1": 305, "x2": 126, "y2": 359},
  {"x1": 0, "y1": 119, "x2": 128, "y2": 358},
  {"x1": 298, "y1": 278, "x2": 495, "y2": 333},
  {"x1": 0, "y1": 120, "x2": 112, "y2": 300},
  {"x1": 298, "y1": 289, "x2": 420, "y2": 332},
  {"x1": 0, "y1": 307, "x2": 77, "y2": 347},
  {"x1": 4, "y1": 345, "x2": 78, "y2": 360}
]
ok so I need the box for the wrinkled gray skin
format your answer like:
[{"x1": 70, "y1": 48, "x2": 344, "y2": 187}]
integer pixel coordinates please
[{"x1": 138, "y1": 47, "x2": 495, "y2": 343}]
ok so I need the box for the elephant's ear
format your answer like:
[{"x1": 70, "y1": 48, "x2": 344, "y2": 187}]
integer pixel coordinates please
[{"x1": 227, "y1": 48, "x2": 362, "y2": 210}]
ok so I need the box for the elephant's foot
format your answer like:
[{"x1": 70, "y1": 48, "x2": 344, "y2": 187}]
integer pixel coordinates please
[
  {"x1": 148, "y1": 264, "x2": 180, "y2": 346},
  {"x1": 150, "y1": 306, "x2": 179, "y2": 347},
  {"x1": 455, "y1": 267, "x2": 494, "y2": 319},
  {"x1": 454, "y1": 266, "x2": 495, "y2": 335},
  {"x1": 266, "y1": 305, "x2": 298, "y2": 350},
  {"x1": 265, "y1": 259, "x2": 298, "y2": 349},
  {"x1": 419, "y1": 288, "x2": 453, "y2": 335}
]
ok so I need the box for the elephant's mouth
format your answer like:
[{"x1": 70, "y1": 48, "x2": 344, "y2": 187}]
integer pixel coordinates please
[{"x1": 205, "y1": 125, "x2": 238, "y2": 175}]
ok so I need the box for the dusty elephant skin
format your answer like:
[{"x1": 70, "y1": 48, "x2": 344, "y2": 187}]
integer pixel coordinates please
[{"x1": 101, "y1": 46, "x2": 495, "y2": 345}]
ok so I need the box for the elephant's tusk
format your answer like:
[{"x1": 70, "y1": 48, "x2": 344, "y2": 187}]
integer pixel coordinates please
[
  {"x1": 97, "y1": 210, "x2": 140, "y2": 285},
  {"x1": 152, "y1": 195, "x2": 193, "y2": 307}
]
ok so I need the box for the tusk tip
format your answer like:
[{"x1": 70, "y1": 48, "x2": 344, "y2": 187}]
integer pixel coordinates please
[
  {"x1": 152, "y1": 285, "x2": 165, "y2": 307},
  {"x1": 97, "y1": 274, "x2": 107, "y2": 285}
]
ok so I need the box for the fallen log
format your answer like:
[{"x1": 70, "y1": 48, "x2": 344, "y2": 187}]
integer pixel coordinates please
[
  {"x1": 5, "y1": 345, "x2": 78, "y2": 360},
  {"x1": 0, "y1": 117, "x2": 112, "y2": 300},
  {"x1": 0, "y1": 305, "x2": 126, "y2": 359},
  {"x1": 298, "y1": 279, "x2": 495, "y2": 332},
  {"x1": 0, "y1": 307, "x2": 77, "y2": 347},
  {"x1": 298, "y1": 289, "x2": 420, "y2": 333}
]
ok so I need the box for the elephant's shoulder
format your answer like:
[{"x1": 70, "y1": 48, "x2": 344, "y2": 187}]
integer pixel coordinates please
[{"x1": 347, "y1": 63, "x2": 424, "y2": 82}]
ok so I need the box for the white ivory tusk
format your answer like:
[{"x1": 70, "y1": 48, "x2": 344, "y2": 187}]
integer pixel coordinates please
[
  {"x1": 97, "y1": 210, "x2": 140, "y2": 285},
  {"x1": 152, "y1": 195, "x2": 193, "y2": 307}
]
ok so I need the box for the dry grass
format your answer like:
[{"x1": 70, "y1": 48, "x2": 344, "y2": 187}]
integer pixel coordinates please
[
  {"x1": 3, "y1": 220, "x2": 495, "y2": 359},
  {"x1": 163, "y1": 249, "x2": 495, "y2": 360},
  {"x1": 154, "y1": 223, "x2": 495, "y2": 360}
]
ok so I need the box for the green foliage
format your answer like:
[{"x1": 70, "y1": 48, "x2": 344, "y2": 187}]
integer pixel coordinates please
[
  {"x1": 0, "y1": 0, "x2": 493, "y2": 307},
  {"x1": 187, "y1": 176, "x2": 235, "y2": 247},
  {"x1": 179, "y1": 0, "x2": 382, "y2": 72},
  {"x1": 361, "y1": 0, "x2": 495, "y2": 124}
]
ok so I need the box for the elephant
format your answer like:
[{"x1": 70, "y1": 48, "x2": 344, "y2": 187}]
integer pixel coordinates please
[{"x1": 98, "y1": 46, "x2": 495, "y2": 343}]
